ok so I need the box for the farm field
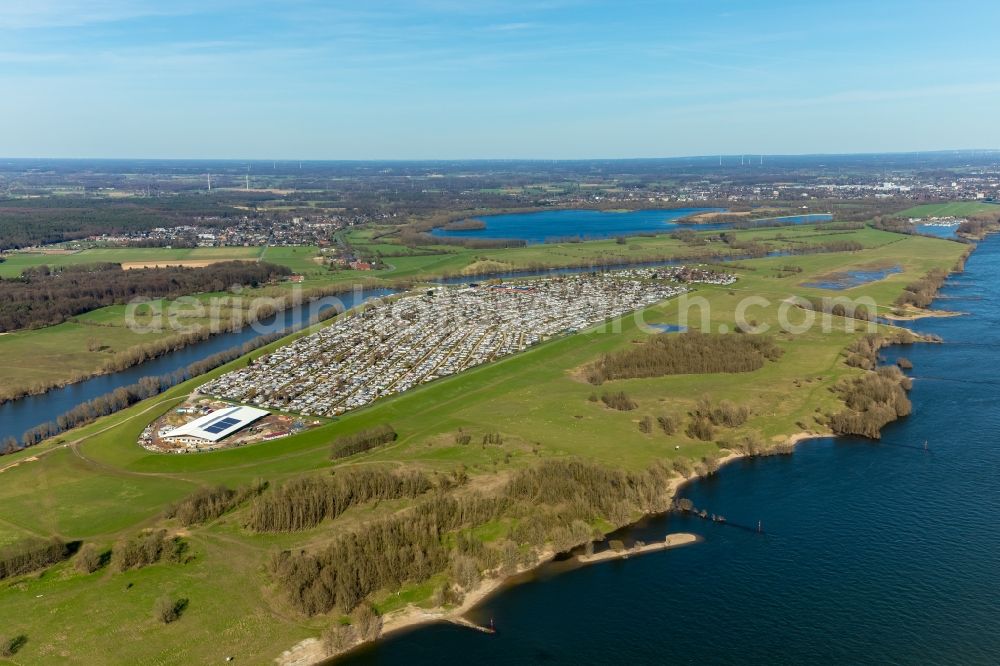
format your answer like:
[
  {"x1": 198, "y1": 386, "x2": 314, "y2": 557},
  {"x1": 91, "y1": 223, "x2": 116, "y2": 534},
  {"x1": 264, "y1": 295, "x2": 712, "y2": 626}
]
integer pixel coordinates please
[
  {"x1": 0, "y1": 246, "x2": 264, "y2": 278},
  {"x1": 0, "y1": 230, "x2": 968, "y2": 665}
]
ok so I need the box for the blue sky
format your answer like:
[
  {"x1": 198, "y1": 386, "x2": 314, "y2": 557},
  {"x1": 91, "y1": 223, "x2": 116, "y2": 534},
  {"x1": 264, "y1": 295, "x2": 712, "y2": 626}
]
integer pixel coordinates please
[{"x1": 2, "y1": 0, "x2": 999, "y2": 159}]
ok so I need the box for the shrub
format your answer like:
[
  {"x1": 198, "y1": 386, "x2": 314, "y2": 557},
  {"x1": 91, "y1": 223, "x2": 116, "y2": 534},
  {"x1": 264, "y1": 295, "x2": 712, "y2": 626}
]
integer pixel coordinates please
[
  {"x1": 75, "y1": 543, "x2": 105, "y2": 574},
  {"x1": 0, "y1": 538, "x2": 73, "y2": 580},
  {"x1": 601, "y1": 391, "x2": 637, "y2": 411},
  {"x1": 114, "y1": 531, "x2": 185, "y2": 572},
  {"x1": 0, "y1": 635, "x2": 27, "y2": 657},
  {"x1": 154, "y1": 596, "x2": 187, "y2": 624},
  {"x1": 685, "y1": 416, "x2": 715, "y2": 441},
  {"x1": 330, "y1": 424, "x2": 397, "y2": 459},
  {"x1": 657, "y1": 414, "x2": 678, "y2": 435}
]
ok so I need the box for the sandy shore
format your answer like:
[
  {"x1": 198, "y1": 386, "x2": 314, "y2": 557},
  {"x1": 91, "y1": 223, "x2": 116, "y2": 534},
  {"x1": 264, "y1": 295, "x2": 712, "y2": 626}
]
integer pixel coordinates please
[
  {"x1": 278, "y1": 431, "x2": 827, "y2": 665},
  {"x1": 576, "y1": 532, "x2": 699, "y2": 564},
  {"x1": 881, "y1": 308, "x2": 965, "y2": 321}
]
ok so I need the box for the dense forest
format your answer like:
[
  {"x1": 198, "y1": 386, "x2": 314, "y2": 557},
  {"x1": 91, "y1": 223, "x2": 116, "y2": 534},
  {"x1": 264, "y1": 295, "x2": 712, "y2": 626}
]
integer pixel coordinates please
[
  {"x1": 0, "y1": 260, "x2": 290, "y2": 331},
  {"x1": 587, "y1": 332, "x2": 783, "y2": 384},
  {"x1": 0, "y1": 197, "x2": 242, "y2": 249},
  {"x1": 245, "y1": 467, "x2": 455, "y2": 533},
  {"x1": 268, "y1": 458, "x2": 678, "y2": 616}
]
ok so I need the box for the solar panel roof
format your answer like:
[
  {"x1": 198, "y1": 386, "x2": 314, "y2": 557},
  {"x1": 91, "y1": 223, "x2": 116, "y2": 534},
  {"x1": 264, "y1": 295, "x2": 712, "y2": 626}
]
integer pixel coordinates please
[{"x1": 162, "y1": 406, "x2": 269, "y2": 443}]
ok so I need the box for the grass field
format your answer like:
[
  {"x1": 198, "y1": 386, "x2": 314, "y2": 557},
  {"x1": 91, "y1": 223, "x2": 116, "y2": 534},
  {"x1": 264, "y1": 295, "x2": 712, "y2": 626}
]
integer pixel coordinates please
[
  {"x1": 897, "y1": 201, "x2": 999, "y2": 218},
  {"x1": 0, "y1": 246, "x2": 326, "y2": 396},
  {"x1": 0, "y1": 224, "x2": 911, "y2": 398},
  {"x1": 0, "y1": 229, "x2": 968, "y2": 664},
  {"x1": 0, "y1": 246, "x2": 264, "y2": 278}
]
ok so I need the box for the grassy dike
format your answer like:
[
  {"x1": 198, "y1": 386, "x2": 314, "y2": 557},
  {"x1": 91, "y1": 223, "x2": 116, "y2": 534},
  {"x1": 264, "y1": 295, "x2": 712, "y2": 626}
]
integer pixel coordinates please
[{"x1": 0, "y1": 231, "x2": 967, "y2": 664}]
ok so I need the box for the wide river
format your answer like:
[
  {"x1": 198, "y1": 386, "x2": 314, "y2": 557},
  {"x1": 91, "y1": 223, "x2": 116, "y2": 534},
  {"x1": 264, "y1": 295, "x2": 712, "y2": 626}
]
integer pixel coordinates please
[{"x1": 337, "y1": 234, "x2": 1000, "y2": 664}]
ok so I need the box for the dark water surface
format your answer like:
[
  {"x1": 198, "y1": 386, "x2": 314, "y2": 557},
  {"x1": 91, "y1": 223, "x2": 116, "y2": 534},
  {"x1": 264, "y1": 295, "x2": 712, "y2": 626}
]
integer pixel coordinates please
[
  {"x1": 340, "y1": 235, "x2": 1000, "y2": 665},
  {"x1": 430, "y1": 209, "x2": 832, "y2": 244},
  {"x1": 0, "y1": 289, "x2": 394, "y2": 443}
]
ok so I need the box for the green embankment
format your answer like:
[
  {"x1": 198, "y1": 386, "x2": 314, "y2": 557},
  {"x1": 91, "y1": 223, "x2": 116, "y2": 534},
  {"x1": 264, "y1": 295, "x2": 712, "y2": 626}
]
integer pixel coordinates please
[{"x1": 0, "y1": 230, "x2": 967, "y2": 664}]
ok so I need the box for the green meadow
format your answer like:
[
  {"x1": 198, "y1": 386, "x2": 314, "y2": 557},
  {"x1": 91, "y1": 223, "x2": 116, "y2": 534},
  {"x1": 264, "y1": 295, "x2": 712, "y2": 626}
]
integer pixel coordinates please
[
  {"x1": 0, "y1": 228, "x2": 968, "y2": 664},
  {"x1": 0, "y1": 224, "x2": 905, "y2": 396},
  {"x1": 897, "y1": 201, "x2": 999, "y2": 218}
]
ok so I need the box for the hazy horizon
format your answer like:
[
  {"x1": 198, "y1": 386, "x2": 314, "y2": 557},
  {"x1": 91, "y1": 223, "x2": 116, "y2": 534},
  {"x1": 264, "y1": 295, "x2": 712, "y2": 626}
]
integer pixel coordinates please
[{"x1": 2, "y1": 149, "x2": 1000, "y2": 163}]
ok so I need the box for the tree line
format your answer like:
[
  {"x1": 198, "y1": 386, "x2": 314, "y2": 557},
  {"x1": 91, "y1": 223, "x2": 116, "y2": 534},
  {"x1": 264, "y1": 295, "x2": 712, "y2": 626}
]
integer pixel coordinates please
[
  {"x1": 0, "y1": 537, "x2": 76, "y2": 580},
  {"x1": 330, "y1": 425, "x2": 398, "y2": 459},
  {"x1": 3, "y1": 326, "x2": 295, "y2": 453},
  {"x1": 0, "y1": 196, "x2": 239, "y2": 250},
  {"x1": 269, "y1": 458, "x2": 678, "y2": 617},
  {"x1": 399, "y1": 229, "x2": 527, "y2": 250},
  {"x1": 165, "y1": 481, "x2": 268, "y2": 527},
  {"x1": 895, "y1": 268, "x2": 950, "y2": 309},
  {"x1": 245, "y1": 467, "x2": 457, "y2": 533},
  {"x1": 586, "y1": 332, "x2": 783, "y2": 384},
  {"x1": 798, "y1": 296, "x2": 874, "y2": 321},
  {"x1": 0, "y1": 260, "x2": 290, "y2": 332}
]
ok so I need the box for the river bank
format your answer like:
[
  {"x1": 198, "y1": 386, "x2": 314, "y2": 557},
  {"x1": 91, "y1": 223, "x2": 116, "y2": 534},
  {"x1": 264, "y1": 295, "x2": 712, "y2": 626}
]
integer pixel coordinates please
[
  {"x1": 332, "y1": 236, "x2": 1000, "y2": 666},
  {"x1": 288, "y1": 433, "x2": 830, "y2": 666},
  {"x1": 282, "y1": 530, "x2": 702, "y2": 666},
  {"x1": 304, "y1": 248, "x2": 964, "y2": 664},
  {"x1": 881, "y1": 307, "x2": 965, "y2": 321},
  {"x1": 0, "y1": 279, "x2": 398, "y2": 407}
]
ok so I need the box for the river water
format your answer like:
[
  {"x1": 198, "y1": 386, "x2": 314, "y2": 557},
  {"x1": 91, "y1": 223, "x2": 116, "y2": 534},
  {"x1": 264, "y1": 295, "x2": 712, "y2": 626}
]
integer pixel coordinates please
[
  {"x1": 338, "y1": 234, "x2": 1000, "y2": 665},
  {"x1": 3, "y1": 211, "x2": 838, "y2": 442},
  {"x1": 0, "y1": 289, "x2": 395, "y2": 443}
]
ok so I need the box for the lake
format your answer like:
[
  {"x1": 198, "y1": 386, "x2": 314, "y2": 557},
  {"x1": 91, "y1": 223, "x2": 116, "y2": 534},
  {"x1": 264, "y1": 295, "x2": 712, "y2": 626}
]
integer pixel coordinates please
[
  {"x1": 337, "y1": 234, "x2": 1000, "y2": 665},
  {"x1": 430, "y1": 209, "x2": 833, "y2": 244}
]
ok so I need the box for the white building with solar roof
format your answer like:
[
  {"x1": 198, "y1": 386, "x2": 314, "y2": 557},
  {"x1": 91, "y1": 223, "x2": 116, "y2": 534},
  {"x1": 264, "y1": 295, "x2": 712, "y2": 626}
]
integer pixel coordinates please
[{"x1": 161, "y1": 405, "x2": 269, "y2": 446}]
